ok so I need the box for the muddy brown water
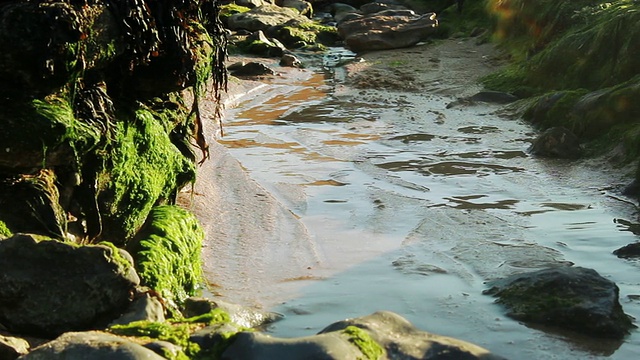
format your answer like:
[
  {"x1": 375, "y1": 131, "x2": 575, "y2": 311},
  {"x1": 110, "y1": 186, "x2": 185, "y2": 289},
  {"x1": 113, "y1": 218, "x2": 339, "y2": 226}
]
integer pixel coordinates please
[{"x1": 184, "y1": 44, "x2": 640, "y2": 359}]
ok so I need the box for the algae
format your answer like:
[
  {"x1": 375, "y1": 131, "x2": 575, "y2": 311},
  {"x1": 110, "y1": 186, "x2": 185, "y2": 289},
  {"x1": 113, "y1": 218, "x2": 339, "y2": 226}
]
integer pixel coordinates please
[
  {"x1": 0, "y1": 220, "x2": 10, "y2": 239},
  {"x1": 97, "y1": 106, "x2": 196, "y2": 244},
  {"x1": 108, "y1": 309, "x2": 236, "y2": 359},
  {"x1": 129, "y1": 205, "x2": 204, "y2": 309},
  {"x1": 341, "y1": 326, "x2": 385, "y2": 360},
  {"x1": 109, "y1": 320, "x2": 198, "y2": 356}
]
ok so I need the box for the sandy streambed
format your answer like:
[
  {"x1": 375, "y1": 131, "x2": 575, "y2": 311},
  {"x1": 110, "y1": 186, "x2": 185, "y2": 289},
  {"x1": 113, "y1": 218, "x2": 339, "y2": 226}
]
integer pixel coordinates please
[{"x1": 180, "y1": 38, "x2": 640, "y2": 359}]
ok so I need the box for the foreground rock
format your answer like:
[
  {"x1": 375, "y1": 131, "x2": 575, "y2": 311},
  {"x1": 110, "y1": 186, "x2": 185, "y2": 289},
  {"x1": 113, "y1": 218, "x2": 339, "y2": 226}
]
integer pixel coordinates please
[
  {"x1": 223, "y1": 311, "x2": 506, "y2": 359},
  {"x1": 0, "y1": 234, "x2": 139, "y2": 337},
  {"x1": 484, "y1": 266, "x2": 634, "y2": 339},
  {"x1": 337, "y1": 10, "x2": 439, "y2": 52},
  {"x1": 18, "y1": 332, "x2": 165, "y2": 360},
  {"x1": 528, "y1": 127, "x2": 582, "y2": 159},
  {"x1": 12, "y1": 310, "x2": 505, "y2": 359}
]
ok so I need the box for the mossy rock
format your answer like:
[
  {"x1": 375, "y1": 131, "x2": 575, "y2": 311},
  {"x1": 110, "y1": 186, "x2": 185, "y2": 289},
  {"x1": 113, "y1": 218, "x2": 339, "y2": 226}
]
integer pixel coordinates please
[
  {"x1": 128, "y1": 205, "x2": 204, "y2": 309},
  {"x1": 274, "y1": 22, "x2": 340, "y2": 49},
  {"x1": 97, "y1": 104, "x2": 196, "y2": 244},
  {"x1": 484, "y1": 266, "x2": 635, "y2": 339},
  {"x1": 0, "y1": 95, "x2": 101, "y2": 171},
  {"x1": 340, "y1": 326, "x2": 385, "y2": 360},
  {"x1": 108, "y1": 309, "x2": 234, "y2": 359},
  {"x1": 0, "y1": 169, "x2": 67, "y2": 239}
]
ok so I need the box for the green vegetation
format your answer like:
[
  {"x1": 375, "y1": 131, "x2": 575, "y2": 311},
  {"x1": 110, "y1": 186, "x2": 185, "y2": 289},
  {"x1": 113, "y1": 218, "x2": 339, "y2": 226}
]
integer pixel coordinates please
[
  {"x1": 0, "y1": 220, "x2": 10, "y2": 238},
  {"x1": 219, "y1": 3, "x2": 250, "y2": 20},
  {"x1": 478, "y1": 0, "x2": 640, "y2": 170},
  {"x1": 108, "y1": 309, "x2": 238, "y2": 359},
  {"x1": 98, "y1": 105, "x2": 196, "y2": 243},
  {"x1": 341, "y1": 326, "x2": 385, "y2": 360},
  {"x1": 129, "y1": 205, "x2": 204, "y2": 309}
]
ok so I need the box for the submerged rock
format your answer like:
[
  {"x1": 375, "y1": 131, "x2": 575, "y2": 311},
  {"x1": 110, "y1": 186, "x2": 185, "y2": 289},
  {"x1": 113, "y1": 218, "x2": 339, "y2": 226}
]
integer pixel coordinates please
[
  {"x1": 484, "y1": 266, "x2": 634, "y2": 339},
  {"x1": 0, "y1": 234, "x2": 139, "y2": 337},
  {"x1": 528, "y1": 127, "x2": 582, "y2": 159}
]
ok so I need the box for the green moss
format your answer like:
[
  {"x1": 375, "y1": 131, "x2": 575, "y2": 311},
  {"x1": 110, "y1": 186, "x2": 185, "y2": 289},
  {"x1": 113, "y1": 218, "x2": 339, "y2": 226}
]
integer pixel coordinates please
[
  {"x1": 182, "y1": 309, "x2": 231, "y2": 325},
  {"x1": 341, "y1": 326, "x2": 385, "y2": 360},
  {"x1": 109, "y1": 320, "x2": 199, "y2": 356},
  {"x1": 0, "y1": 220, "x2": 10, "y2": 239},
  {"x1": 219, "y1": 3, "x2": 250, "y2": 19},
  {"x1": 109, "y1": 309, "x2": 238, "y2": 359},
  {"x1": 98, "y1": 105, "x2": 195, "y2": 243},
  {"x1": 98, "y1": 241, "x2": 134, "y2": 273},
  {"x1": 130, "y1": 205, "x2": 204, "y2": 308}
]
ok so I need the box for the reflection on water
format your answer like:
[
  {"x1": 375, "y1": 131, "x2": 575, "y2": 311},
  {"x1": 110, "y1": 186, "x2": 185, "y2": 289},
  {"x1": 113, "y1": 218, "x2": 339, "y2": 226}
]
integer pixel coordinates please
[{"x1": 215, "y1": 65, "x2": 640, "y2": 359}]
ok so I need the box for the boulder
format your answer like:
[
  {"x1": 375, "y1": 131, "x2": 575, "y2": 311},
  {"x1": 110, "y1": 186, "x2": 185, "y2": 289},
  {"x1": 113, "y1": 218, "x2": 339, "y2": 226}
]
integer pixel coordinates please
[
  {"x1": 18, "y1": 331, "x2": 165, "y2": 360},
  {"x1": 613, "y1": 242, "x2": 640, "y2": 259},
  {"x1": 320, "y1": 311, "x2": 507, "y2": 359},
  {"x1": 228, "y1": 61, "x2": 277, "y2": 77},
  {"x1": 239, "y1": 30, "x2": 287, "y2": 57},
  {"x1": 182, "y1": 297, "x2": 283, "y2": 329},
  {"x1": 337, "y1": 11, "x2": 438, "y2": 52},
  {"x1": 221, "y1": 330, "x2": 369, "y2": 359},
  {"x1": 109, "y1": 292, "x2": 166, "y2": 327},
  {"x1": 0, "y1": 234, "x2": 139, "y2": 337},
  {"x1": 227, "y1": 4, "x2": 310, "y2": 32},
  {"x1": 278, "y1": 0, "x2": 314, "y2": 17},
  {"x1": 280, "y1": 53, "x2": 303, "y2": 67},
  {"x1": 528, "y1": 126, "x2": 582, "y2": 159},
  {"x1": 0, "y1": 334, "x2": 29, "y2": 360},
  {"x1": 483, "y1": 266, "x2": 635, "y2": 339},
  {"x1": 222, "y1": 311, "x2": 506, "y2": 359}
]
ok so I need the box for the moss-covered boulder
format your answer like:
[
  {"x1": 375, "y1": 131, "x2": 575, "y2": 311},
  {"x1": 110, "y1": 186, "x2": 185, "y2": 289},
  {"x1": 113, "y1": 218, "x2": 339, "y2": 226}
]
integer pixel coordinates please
[
  {"x1": 484, "y1": 266, "x2": 635, "y2": 339},
  {"x1": 128, "y1": 205, "x2": 205, "y2": 309}
]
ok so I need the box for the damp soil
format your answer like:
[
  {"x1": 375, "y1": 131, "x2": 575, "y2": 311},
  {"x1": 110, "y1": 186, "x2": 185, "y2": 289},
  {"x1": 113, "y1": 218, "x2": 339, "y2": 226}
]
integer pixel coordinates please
[{"x1": 180, "y1": 38, "x2": 640, "y2": 359}]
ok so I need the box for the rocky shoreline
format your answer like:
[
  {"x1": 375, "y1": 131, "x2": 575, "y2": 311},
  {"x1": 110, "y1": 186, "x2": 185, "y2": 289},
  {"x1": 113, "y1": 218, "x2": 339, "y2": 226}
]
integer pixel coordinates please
[{"x1": 2, "y1": 0, "x2": 640, "y2": 359}]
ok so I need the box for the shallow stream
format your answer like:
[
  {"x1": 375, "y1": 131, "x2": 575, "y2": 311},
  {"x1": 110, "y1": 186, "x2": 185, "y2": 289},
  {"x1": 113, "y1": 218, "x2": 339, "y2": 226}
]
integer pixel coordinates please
[{"x1": 194, "y1": 45, "x2": 640, "y2": 359}]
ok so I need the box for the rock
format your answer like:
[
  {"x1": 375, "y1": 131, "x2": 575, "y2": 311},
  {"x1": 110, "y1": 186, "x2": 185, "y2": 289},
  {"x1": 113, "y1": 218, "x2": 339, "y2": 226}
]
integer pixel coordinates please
[
  {"x1": 240, "y1": 30, "x2": 287, "y2": 57},
  {"x1": 337, "y1": 11, "x2": 438, "y2": 52},
  {"x1": 227, "y1": 4, "x2": 310, "y2": 32},
  {"x1": 143, "y1": 340, "x2": 183, "y2": 359},
  {"x1": 0, "y1": 334, "x2": 29, "y2": 360},
  {"x1": 329, "y1": 3, "x2": 360, "y2": 24},
  {"x1": 320, "y1": 311, "x2": 507, "y2": 359},
  {"x1": 280, "y1": 53, "x2": 302, "y2": 67},
  {"x1": 528, "y1": 126, "x2": 582, "y2": 159},
  {"x1": 613, "y1": 242, "x2": 640, "y2": 259},
  {"x1": 222, "y1": 311, "x2": 505, "y2": 359},
  {"x1": 182, "y1": 297, "x2": 283, "y2": 329},
  {"x1": 278, "y1": 0, "x2": 314, "y2": 17},
  {"x1": 446, "y1": 91, "x2": 519, "y2": 108},
  {"x1": 189, "y1": 323, "x2": 245, "y2": 353},
  {"x1": 18, "y1": 331, "x2": 165, "y2": 360},
  {"x1": 109, "y1": 293, "x2": 166, "y2": 327},
  {"x1": 0, "y1": 234, "x2": 139, "y2": 337},
  {"x1": 483, "y1": 266, "x2": 635, "y2": 339},
  {"x1": 221, "y1": 330, "x2": 366, "y2": 359},
  {"x1": 360, "y1": 2, "x2": 409, "y2": 15},
  {"x1": 468, "y1": 91, "x2": 519, "y2": 104},
  {"x1": 228, "y1": 61, "x2": 277, "y2": 77},
  {"x1": 236, "y1": 0, "x2": 269, "y2": 8}
]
